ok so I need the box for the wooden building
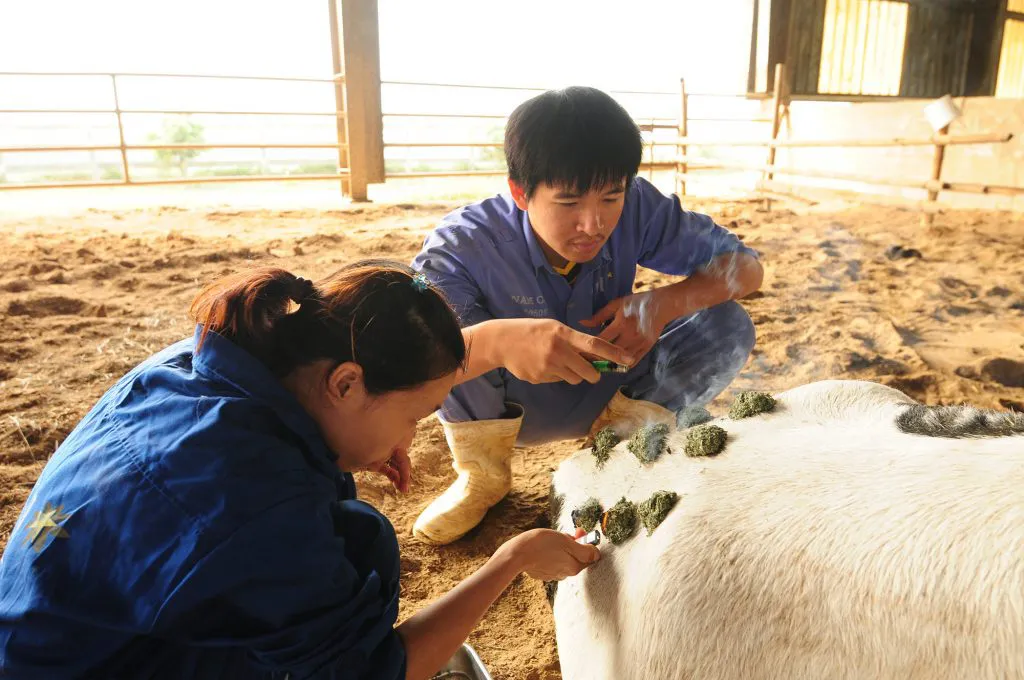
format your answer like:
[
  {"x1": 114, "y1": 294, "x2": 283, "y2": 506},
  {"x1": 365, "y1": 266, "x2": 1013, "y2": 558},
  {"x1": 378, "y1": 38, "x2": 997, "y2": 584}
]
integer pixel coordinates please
[{"x1": 749, "y1": 0, "x2": 1024, "y2": 99}]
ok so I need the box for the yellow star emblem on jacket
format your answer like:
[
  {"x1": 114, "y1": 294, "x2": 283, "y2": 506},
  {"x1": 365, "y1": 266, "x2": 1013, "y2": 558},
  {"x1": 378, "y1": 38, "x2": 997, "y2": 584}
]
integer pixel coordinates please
[{"x1": 24, "y1": 502, "x2": 71, "y2": 553}]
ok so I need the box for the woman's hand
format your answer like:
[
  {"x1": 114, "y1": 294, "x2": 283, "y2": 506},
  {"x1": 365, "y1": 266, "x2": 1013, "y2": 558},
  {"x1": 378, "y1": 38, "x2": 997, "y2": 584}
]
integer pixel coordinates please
[
  {"x1": 369, "y1": 446, "x2": 412, "y2": 493},
  {"x1": 497, "y1": 528, "x2": 600, "y2": 581},
  {"x1": 397, "y1": 527, "x2": 598, "y2": 680}
]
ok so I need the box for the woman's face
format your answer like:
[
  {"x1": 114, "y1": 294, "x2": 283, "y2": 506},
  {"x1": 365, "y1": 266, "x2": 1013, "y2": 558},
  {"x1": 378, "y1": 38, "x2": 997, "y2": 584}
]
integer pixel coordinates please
[{"x1": 289, "y1": 361, "x2": 455, "y2": 473}]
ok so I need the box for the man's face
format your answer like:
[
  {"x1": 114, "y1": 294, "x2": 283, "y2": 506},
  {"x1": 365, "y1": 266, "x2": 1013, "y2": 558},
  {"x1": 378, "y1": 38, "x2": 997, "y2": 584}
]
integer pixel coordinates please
[{"x1": 510, "y1": 179, "x2": 627, "y2": 267}]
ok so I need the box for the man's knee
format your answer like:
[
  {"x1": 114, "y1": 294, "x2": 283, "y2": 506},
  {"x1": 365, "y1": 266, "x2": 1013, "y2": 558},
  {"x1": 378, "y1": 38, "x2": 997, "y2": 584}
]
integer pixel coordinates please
[
  {"x1": 440, "y1": 370, "x2": 507, "y2": 423},
  {"x1": 699, "y1": 302, "x2": 755, "y2": 379},
  {"x1": 662, "y1": 300, "x2": 756, "y2": 358},
  {"x1": 716, "y1": 300, "x2": 756, "y2": 356}
]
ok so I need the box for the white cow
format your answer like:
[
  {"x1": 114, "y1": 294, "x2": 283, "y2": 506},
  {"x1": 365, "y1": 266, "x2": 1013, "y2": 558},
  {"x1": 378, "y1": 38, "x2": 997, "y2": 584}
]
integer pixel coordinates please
[{"x1": 549, "y1": 380, "x2": 1024, "y2": 680}]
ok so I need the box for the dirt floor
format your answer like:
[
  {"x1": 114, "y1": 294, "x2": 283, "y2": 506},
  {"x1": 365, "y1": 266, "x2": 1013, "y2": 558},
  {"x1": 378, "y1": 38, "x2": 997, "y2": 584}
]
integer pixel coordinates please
[{"x1": 2, "y1": 197, "x2": 1023, "y2": 679}]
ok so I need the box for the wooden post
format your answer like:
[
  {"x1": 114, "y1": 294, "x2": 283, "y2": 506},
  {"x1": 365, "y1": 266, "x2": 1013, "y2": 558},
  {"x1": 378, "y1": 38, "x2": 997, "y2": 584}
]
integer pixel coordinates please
[
  {"x1": 747, "y1": 0, "x2": 760, "y2": 94},
  {"x1": 678, "y1": 78, "x2": 689, "y2": 196},
  {"x1": 338, "y1": 0, "x2": 385, "y2": 202},
  {"x1": 110, "y1": 75, "x2": 131, "y2": 184},
  {"x1": 327, "y1": 0, "x2": 349, "y2": 197},
  {"x1": 923, "y1": 123, "x2": 950, "y2": 225},
  {"x1": 763, "y1": 63, "x2": 787, "y2": 209},
  {"x1": 927, "y1": 124, "x2": 949, "y2": 202},
  {"x1": 766, "y1": 63, "x2": 786, "y2": 181}
]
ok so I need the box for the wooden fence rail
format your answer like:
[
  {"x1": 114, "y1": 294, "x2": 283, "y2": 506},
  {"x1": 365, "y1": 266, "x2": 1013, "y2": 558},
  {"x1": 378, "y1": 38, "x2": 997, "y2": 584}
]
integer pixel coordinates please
[{"x1": 674, "y1": 64, "x2": 1023, "y2": 211}]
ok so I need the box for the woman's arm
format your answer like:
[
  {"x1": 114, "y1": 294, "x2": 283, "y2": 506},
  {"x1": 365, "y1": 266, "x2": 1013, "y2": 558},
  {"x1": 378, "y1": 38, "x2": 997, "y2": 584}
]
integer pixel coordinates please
[{"x1": 396, "y1": 528, "x2": 599, "y2": 680}]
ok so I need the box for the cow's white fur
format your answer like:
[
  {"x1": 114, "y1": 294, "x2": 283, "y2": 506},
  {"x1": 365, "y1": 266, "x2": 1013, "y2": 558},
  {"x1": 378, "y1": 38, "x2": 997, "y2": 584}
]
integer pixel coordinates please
[{"x1": 551, "y1": 380, "x2": 1024, "y2": 680}]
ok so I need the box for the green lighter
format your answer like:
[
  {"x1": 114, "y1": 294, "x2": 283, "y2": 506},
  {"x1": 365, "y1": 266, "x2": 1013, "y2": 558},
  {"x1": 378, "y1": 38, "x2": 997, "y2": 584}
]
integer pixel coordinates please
[{"x1": 592, "y1": 360, "x2": 630, "y2": 374}]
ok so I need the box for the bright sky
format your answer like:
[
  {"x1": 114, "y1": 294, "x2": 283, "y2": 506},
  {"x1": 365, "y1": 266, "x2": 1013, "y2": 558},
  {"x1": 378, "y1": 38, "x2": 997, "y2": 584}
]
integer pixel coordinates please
[
  {"x1": 1, "y1": 0, "x2": 753, "y2": 93},
  {"x1": 0, "y1": 0, "x2": 760, "y2": 174}
]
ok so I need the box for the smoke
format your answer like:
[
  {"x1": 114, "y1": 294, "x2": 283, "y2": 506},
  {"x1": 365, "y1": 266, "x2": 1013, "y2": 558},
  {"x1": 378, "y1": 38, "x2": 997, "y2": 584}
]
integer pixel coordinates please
[
  {"x1": 650, "y1": 313, "x2": 756, "y2": 412},
  {"x1": 630, "y1": 215, "x2": 895, "y2": 419},
  {"x1": 708, "y1": 250, "x2": 746, "y2": 298},
  {"x1": 624, "y1": 248, "x2": 748, "y2": 343},
  {"x1": 621, "y1": 293, "x2": 656, "y2": 337},
  {"x1": 634, "y1": 240, "x2": 776, "y2": 414},
  {"x1": 628, "y1": 248, "x2": 754, "y2": 413}
]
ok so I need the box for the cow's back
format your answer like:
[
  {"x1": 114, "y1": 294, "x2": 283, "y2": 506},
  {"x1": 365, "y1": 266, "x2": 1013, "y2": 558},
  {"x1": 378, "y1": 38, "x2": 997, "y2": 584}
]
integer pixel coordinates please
[{"x1": 552, "y1": 380, "x2": 1024, "y2": 680}]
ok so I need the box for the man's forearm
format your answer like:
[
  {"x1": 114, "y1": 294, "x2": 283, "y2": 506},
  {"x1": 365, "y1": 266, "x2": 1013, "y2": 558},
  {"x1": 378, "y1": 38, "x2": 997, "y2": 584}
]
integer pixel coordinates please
[
  {"x1": 654, "y1": 252, "x2": 764, "y2": 325},
  {"x1": 456, "y1": 320, "x2": 505, "y2": 384}
]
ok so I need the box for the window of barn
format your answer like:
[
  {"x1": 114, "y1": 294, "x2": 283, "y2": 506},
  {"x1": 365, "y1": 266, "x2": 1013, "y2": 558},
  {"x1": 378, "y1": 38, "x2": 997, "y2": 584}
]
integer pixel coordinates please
[
  {"x1": 996, "y1": 2, "x2": 1024, "y2": 98},
  {"x1": 755, "y1": 0, "x2": 993, "y2": 98},
  {"x1": 817, "y1": 0, "x2": 908, "y2": 96}
]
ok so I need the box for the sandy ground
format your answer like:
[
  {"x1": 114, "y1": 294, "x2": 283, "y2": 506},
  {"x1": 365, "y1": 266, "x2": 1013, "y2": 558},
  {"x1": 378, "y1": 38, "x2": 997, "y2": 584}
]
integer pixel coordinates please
[{"x1": 2, "y1": 196, "x2": 1023, "y2": 679}]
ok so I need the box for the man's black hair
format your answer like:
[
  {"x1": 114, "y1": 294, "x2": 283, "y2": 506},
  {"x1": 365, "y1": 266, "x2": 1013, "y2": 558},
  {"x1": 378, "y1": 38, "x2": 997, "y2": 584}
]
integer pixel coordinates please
[{"x1": 504, "y1": 86, "x2": 643, "y2": 199}]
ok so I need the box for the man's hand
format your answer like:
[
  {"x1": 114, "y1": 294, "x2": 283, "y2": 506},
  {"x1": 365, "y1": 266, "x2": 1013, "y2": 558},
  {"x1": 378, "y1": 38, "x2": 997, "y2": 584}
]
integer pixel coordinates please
[
  {"x1": 502, "y1": 318, "x2": 636, "y2": 385},
  {"x1": 581, "y1": 290, "x2": 665, "y2": 363}
]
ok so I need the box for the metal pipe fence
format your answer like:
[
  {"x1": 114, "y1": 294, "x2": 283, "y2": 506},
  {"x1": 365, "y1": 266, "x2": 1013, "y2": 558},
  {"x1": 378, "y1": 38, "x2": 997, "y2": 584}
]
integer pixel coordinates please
[
  {"x1": 0, "y1": 73, "x2": 774, "y2": 193},
  {"x1": 377, "y1": 80, "x2": 761, "y2": 181},
  {"x1": 0, "y1": 71, "x2": 350, "y2": 191}
]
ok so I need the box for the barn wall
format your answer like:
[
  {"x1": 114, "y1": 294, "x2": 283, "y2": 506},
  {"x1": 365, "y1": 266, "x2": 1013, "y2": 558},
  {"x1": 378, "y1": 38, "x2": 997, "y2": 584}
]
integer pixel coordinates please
[
  {"x1": 900, "y1": 3, "x2": 974, "y2": 97},
  {"x1": 767, "y1": 0, "x2": 1002, "y2": 98},
  {"x1": 996, "y1": 17, "x2": 1024, "y2": 96},
  {"x1": 816, "y1": 0, "x2": 907, "y2": 96},
  {"x1": 774, "y1": 95, "x2": 1024, "y2": 209}
]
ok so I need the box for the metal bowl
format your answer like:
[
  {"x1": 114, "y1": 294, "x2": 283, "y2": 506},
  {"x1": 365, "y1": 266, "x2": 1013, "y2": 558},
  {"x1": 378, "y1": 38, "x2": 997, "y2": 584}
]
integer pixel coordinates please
[{"x1": 431, "y1": 643, "x2": 493, "y2": 680}]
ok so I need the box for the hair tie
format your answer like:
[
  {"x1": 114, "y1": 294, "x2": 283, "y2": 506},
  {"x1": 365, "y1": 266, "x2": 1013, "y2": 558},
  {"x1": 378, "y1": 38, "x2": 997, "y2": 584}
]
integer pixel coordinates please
[
  {"x1": 290, "y1": 276, "x2": 315, "y2": 303},
  {"x1": 411, "y1": 273, "x2": 430, "y2": 292}
]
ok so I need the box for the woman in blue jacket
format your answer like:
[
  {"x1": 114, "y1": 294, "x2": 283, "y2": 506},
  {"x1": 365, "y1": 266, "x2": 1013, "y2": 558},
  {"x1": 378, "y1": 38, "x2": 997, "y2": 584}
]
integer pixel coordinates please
[{"x1": 0, "y1": 260, "x2": 599, "y2": 679}]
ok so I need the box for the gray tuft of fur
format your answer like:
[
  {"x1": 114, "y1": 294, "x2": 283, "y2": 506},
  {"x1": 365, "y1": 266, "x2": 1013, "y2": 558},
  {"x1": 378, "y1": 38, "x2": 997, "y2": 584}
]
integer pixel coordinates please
[
  {"x1": 896, "y1": 404, "x2": 1024, "y2": 438},
  {"x1": 544, "y1": 579, "x2": 558, "y2": 607},
  {"x1": 547, "y1": 487, "x2": 565, "y2": 531},
  {"x1": 544, "y1": 487, "x2": 566, "y2": 606}
]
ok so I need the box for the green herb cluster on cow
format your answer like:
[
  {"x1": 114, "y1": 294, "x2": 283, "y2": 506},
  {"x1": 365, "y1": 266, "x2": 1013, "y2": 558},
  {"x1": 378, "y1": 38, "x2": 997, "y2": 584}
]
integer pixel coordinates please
[
  {"x1": 627, "y1": 422, "x2": 671, "y2": 463},
  {"x1": 591, "y1": 427, "x2": 620, "y2": 468},
  {"x1": 602, "y1": 497, "x2": 638, "y2": 545},
  {"x1": 572, "y1": 497, "x2": 604, "y2": 533},
  {"x1": 637, "y1": 490, "x2": 679, "y2": 536},
  {"x1": 685, "y1": 424, "x2": 727, "y2": 457},
  {"x1": 677, "y1": 405, "x2": 713, "y2": 429},
  {"x1": 729, "y1": 391, "x2": 776, "y2": 419}
]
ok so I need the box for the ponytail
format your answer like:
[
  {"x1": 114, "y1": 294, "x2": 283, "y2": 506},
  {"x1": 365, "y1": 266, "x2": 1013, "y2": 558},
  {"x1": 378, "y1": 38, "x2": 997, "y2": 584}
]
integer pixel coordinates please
[{"x1": 188, "y1": 261, "x2": 465, "y2": 392}]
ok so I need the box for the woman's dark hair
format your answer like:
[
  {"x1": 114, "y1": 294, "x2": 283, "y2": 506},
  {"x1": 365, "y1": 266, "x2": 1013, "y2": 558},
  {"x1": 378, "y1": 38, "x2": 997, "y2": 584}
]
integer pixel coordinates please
[
  {"x1": 189, "y1": 259, "x2": 466, "y2": 394},
  {"x1": 504, "y1": 86, "x2": 643, "y2": 200}
]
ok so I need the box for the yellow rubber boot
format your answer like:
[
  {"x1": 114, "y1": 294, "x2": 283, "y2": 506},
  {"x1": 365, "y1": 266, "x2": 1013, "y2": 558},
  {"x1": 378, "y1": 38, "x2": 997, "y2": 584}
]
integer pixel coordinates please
[
  {"x1": 413, "y1": 405, "x2": 524, "y2": 545},
  {"x1": 586, "y1": 388, "x2": 674, "y2": 444}
]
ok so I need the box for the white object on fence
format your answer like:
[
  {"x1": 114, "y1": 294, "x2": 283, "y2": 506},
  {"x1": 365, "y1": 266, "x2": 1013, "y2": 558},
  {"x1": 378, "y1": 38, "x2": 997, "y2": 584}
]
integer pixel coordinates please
[{"x1": 924, "y1": 94, "x2": 962, "y2": 132}]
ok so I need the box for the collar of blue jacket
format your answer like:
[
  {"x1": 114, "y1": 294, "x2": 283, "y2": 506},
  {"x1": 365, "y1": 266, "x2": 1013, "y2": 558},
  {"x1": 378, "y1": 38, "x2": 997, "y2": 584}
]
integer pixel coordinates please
[{"x1": 190, "y1": 325, "x2": 340, "y2": 469}]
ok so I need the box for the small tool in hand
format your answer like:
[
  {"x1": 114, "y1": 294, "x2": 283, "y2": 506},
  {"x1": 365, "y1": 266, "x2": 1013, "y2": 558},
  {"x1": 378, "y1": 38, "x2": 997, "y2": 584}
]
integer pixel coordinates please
[
  {"x1": 592, "y1": 360, "x2": 629, "y2": 374},
  {"x1": 576, "y1": 529, "x2": 602, "y2": 546}
]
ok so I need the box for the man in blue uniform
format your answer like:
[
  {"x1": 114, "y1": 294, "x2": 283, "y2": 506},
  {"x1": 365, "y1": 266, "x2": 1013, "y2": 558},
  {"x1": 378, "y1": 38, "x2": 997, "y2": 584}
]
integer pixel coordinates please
[{"x1": 411, "y1": 86, "x2": 763, "y2": 545}]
